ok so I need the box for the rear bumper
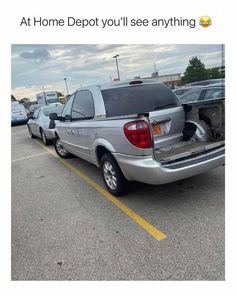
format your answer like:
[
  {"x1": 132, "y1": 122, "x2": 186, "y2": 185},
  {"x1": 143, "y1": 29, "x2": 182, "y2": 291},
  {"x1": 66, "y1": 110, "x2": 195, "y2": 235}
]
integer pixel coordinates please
[
  {"x1": 113, "y1": 147, "x2": 225, "y2": 185},
  {"x1": 44, "y1": 128, "x2": 56, "y2": 139}
]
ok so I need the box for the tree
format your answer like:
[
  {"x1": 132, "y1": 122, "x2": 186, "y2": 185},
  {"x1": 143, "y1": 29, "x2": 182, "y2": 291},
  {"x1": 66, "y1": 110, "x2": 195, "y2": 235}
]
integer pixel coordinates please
[
  {"x1": 11, "y1": 94, "x2": 17, "y2": 101},
  {"x1": 19, "y1": 98, "x2": 30, "y2": 103},
  {"x1": 181, "y1": 57, "x2": 209, "y2": 84},
  {"x1": 57, "y1": 91, "x2": 63, "y2": 97},
  {"x1": 207, "y1": 68, "x2": 224, "y2": 79}
]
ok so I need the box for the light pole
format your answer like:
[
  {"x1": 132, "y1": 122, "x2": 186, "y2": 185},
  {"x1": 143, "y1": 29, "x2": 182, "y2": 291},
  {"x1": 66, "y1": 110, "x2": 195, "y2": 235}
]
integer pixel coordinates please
[
  {"x1": 154, "y1": 61, "x2": 157, "y2": 73},
  {"x1": 64, "y1": 77, "x2": 69, "y2": 95},
  {"x1": 42, "y1": 85, "x2": 47, "y2": 105},
  {"x1": 113, "y1": 55, "x2": 120, "y2": 81}
]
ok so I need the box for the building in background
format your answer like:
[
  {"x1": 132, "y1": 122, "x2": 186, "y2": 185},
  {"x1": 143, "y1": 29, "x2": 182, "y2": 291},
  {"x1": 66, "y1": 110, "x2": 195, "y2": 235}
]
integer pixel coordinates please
[{"x1": 141, "y1": 72, "x2": 182, "y2": 89}]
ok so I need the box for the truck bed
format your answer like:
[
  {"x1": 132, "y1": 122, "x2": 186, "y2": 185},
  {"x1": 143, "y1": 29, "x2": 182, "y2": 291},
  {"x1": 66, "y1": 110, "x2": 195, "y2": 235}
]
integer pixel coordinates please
[{"x1": 155, "y1": 140, "x2": 225, "y2": 164}]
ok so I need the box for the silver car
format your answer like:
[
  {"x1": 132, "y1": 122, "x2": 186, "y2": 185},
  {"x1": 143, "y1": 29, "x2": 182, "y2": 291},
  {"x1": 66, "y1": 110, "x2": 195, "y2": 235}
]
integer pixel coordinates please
[
  {"x1": 27, "y1": 104, "x2": 63, "y2": 145},
  {"x1": 49, "y1": 80, "x2": 225, "y2": 196}
]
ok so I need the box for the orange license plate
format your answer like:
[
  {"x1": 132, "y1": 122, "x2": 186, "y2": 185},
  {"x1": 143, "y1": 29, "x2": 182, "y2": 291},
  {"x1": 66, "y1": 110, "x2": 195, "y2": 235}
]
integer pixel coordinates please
[{"x1": 152, "y1": 123, "x2": 161, "y2": 135}]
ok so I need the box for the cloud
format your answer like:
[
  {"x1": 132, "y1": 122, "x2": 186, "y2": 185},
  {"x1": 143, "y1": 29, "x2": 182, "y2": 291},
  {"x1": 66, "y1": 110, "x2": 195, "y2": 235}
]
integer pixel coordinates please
[
  {"x1": 20, "y1": 48, "x2": 51, "y2": 62},
  {"x1": 11, "y1": 44, "x2": 224, "y2": 100}
]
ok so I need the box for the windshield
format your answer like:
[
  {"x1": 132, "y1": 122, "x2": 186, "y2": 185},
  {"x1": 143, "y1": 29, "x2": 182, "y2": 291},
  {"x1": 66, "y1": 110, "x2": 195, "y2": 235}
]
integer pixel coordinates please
[{"x1": 101, "y1": 83, "x2": 181, "y2": 117}]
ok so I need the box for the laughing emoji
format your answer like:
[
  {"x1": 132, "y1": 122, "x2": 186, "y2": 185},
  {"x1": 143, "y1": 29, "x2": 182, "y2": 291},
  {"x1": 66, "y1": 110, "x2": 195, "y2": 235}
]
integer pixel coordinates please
[{"x1": 199, "y1": 16, "x2": 212, "y2": 27}]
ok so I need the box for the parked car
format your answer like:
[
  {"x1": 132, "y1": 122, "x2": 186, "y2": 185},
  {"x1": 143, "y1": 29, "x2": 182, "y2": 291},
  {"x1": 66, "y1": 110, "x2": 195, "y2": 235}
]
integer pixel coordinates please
[
  {"x1": 49, "y1": 79, "x2": 225, "y2": 196},
  {"x1": 28, "y1": 103, "x2": 44, "y2": 116},
  {"x1": 185, "y1": 78, "x2": 225, "y2": 87},
  {"x1": 11, "y1": 101, "x2": 28, "y2": 125},
  {"x1": 179, "y1": 85, "x2": 225, "y2": 103},
  {"x1": 173, "y1": 86, "x2": 200, "y2": 97},
  {"x1": 27, "y1": 103, "x2": 63, "y2": 145}
]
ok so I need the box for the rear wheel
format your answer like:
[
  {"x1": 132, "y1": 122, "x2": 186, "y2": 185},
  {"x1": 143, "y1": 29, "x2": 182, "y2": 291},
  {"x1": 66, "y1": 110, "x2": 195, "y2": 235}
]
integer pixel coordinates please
[
  {"x1": 54, "y1": 137, "x2": 72, "y2": 158},
  {"x1": 41, "y1": 129, "x2": 50, "y2": 145},
  {"x1": 28, "y1": 125, "x2": 36, "y2": 138},
  {"x1": 101, "y1": 154, "x2": 129, "y2": 196}
]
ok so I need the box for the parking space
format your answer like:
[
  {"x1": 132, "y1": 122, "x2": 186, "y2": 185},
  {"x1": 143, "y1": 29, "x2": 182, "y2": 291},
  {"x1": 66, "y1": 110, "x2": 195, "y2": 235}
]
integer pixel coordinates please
[{"x1": 12, "y1": 124, "x2": 225, "y2": 280}]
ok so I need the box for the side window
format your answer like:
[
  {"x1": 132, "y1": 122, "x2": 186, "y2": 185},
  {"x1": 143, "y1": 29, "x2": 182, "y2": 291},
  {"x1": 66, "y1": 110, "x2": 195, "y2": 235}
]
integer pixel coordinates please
[
  {"x1": 61, "y1": 93, "x2": 75, "y2": 117},
  {"x1": 203, "y1": 88, "x2": 225, "y2": 100},
  {"x1": 71, "y1": 90, "x2": 95, "y2": 120},
  {"x1": 181, "y1": 90, "x2": 202, "y2": 103}
]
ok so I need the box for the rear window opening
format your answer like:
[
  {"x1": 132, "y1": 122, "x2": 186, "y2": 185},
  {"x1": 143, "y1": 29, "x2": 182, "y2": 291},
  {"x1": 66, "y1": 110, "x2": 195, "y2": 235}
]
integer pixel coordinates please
[{"x1": 101, "y1": 84, "x2": 181, "y2": 117}]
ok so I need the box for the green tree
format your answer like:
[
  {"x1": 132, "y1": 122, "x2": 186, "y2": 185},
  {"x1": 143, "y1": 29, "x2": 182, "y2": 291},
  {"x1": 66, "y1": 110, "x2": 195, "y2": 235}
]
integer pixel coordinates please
[
  {"x1": 11, "y1": 94, "x2": 17, "y2": 101},
  {"x1": 207, "y1": 68, "x2": 224, "y2": 79},
  {"x1": 19, "y1": 98, "x2": 30, "y2": 103},
  {"x1": 181, "y1": 57, "x2": 209, "y2": 84}
]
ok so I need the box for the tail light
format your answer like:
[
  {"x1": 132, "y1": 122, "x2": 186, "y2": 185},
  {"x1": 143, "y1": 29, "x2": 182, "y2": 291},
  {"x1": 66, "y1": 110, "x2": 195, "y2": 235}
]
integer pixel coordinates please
[{"x1": 123, "y1": 120, "x2": 152, "y2": 148}]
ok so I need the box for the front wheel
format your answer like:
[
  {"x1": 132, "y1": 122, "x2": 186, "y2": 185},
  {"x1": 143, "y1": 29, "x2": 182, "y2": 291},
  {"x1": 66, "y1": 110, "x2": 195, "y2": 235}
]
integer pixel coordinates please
[
  {"x1": 54, "y1": 138, "x2": 72, "y2": 158},
  {"x1": 101, "y1": 154, "x2": 129, "y2": 196}
]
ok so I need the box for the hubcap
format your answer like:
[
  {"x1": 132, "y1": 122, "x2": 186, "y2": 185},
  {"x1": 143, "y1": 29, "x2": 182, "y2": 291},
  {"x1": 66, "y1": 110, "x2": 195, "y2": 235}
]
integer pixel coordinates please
[
  {"x1": 103, "y1": 161, "x2": 117, "y2": 190},
  {"x1": 56, "y1": 139, "x2": 67, "y2": 156}
]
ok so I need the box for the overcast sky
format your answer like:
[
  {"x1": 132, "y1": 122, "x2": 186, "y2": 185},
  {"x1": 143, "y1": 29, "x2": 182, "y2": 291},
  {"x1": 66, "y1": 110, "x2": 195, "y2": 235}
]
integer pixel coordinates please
[{"x1": 11, "y1": 44, "x2": 224, "y2": 100}]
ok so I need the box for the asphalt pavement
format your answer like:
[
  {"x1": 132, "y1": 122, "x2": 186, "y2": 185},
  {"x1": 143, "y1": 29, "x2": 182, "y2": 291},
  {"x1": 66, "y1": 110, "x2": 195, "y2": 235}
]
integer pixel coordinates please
[{"x1": 11, "y1": 124, "x2": 225, "y2": 280}]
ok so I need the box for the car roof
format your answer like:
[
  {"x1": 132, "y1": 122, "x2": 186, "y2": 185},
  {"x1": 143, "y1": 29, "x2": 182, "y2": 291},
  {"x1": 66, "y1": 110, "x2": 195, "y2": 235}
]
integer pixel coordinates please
[
  {"x1": 185, "y1": 78, "x2": 225, "y2": 86},
  {"x1": 100, "y1": 79, "x2": 163, "y2": 90},
  {"x1": 76, "y1": 79, "x2": 163, "y2": 92}
]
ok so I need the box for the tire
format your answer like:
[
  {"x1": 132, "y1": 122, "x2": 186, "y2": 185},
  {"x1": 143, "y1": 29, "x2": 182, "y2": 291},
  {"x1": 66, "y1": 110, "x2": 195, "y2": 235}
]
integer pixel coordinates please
[
  {"x1": 41, "y1": 129, "x2": 50, "y2": 145},
  {"x1": 54, "y1": 137, "x2": 72, "y2": 158},
  {"x1": 101, "y1": 153, "x2": 129, "y2": 196},
  {"x1": 28, "y1": 125, "x2": 36, "y2": 138}
]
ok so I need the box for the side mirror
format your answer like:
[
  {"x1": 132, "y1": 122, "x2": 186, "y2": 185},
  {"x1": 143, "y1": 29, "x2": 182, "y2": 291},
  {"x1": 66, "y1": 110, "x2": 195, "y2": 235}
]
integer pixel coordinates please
[{"x1": 49, "y1": 113, "x2": 58, "y2": 120}]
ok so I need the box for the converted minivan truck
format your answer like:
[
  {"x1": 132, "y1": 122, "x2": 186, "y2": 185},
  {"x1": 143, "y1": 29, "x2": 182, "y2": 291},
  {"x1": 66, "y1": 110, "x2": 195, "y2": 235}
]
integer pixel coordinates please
[
  {"x1": 50, "y1": 79, "x2": 225, "y2": 196},
  {"x1": 11, "y1": 101, "x2": 28, "y2": 125}
]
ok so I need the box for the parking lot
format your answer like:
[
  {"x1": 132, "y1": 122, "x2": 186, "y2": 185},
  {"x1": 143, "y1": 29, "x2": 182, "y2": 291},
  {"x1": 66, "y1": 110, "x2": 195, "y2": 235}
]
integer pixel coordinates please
[{"x1": 11, "y1": 124, "x2": 225, "y2": 280}]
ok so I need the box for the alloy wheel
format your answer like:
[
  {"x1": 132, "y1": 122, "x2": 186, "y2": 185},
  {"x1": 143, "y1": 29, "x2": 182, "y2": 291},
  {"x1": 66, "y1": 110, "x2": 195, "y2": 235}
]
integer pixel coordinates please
[{"x1": 103, "y1": 161, "x2": 117, "y2": 190}]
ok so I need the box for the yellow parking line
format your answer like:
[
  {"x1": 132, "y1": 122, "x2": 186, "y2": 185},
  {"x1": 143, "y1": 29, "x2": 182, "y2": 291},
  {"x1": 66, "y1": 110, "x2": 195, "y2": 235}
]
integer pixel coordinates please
[
  {"x1": 12, "y1": 152, "x2": 49, "y2": 162},
  {"x1": 34, "y1": 140, "x2": 167, "y2": 241}
]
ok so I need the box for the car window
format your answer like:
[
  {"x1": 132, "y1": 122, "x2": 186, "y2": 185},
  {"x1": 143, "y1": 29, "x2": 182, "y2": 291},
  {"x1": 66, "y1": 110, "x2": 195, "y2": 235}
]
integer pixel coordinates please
[
  {"x1": 102, "y1": 84, "x2": 180, "y2": 117},
  {"x1": 61, "y1": 93, "x2": 75, "y2": 117},
  {"x1": 71, "y1": 90, "x2": 95, "y2": 119},
  {"x1": 174, "y1": 89, "x2": 191, "y2": 96},
  {"x1": 181, "y1": 89, "x2": 202, "y2": 103},
  {"x1": 202, "y1": 88, "x2": 225, "y2": 100}
]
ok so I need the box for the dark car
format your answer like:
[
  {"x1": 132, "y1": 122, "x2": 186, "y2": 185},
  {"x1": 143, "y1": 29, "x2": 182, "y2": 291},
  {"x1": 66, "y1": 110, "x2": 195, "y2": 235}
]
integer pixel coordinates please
[
  {"x1": 185, "y1": 78, "x2": 225, "y2": 87},
  {"x1": 179, "y1": 85, "x2": 225, "y2": 104},
  {"x1": 173, "y1": 86, "x2": 200, "y2": 97}
]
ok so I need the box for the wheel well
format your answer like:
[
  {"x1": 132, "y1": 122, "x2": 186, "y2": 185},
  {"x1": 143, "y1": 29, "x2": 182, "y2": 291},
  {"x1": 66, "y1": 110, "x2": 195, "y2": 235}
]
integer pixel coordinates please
[{"x1": 96, "y1": 146, "x2": 111, "y2": 165}]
